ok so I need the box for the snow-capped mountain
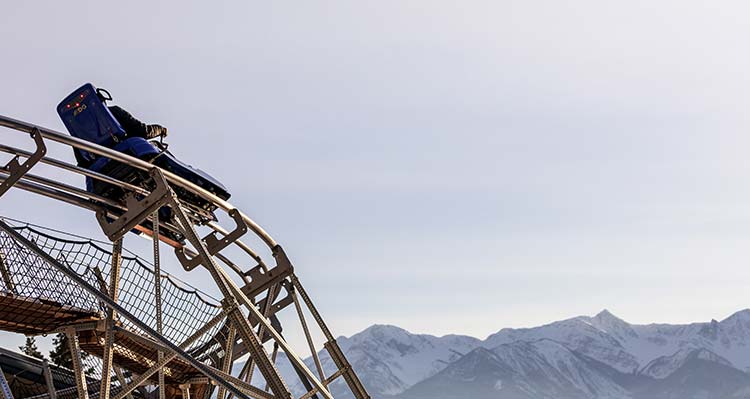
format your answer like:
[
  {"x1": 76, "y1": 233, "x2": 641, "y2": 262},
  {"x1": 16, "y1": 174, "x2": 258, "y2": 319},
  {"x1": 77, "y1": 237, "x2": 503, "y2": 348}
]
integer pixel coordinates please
[
  {"x1": 487, "y1": 309, "x2": 750, "y2": 375},
  {"x1": 304, "y1": 324, "x2": 482, "y2": 398},
  {"x1": 398, "y1": 340, "x2": 633, "y2": 399},
  {"x1": 638, "y1": 347, "x2": 731, "y2": 379},
  {"x1": 239, "y1": 309, "x2": 750, "y2": 399},
  {"x1": 633, "y1": 348, "x2": 750, "y2": 399},
  {"x1": 335, "y1": 325, "x2": 481, "y2": 389},
  {"x1": 485, "y1": 310, "x2": 642, "y2": 373}
]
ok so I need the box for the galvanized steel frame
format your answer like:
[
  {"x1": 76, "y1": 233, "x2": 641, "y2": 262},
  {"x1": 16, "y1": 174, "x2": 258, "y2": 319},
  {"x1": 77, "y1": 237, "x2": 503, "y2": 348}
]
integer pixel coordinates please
[{"x1": 0, "y1": 114, "x2": 370, "y2": 399}]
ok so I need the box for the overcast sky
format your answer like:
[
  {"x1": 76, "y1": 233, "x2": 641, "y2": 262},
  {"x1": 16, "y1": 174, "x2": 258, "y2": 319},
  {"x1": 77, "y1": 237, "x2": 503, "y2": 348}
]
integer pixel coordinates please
[{"x1": 2, "y1": 1, "x2": 750, "y2": 353}]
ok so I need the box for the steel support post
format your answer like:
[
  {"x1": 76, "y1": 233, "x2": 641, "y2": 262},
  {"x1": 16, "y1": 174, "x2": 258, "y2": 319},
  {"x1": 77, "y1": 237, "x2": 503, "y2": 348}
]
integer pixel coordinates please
[
  {"x1": 100, "y1": 238, "x2": 124, "y2": 399},
  {"x1": 264, "y1": 343, "x2": 280, "y2": 393},
  {"x1": 42, "y1": 360, "x2": 57, "y2": 399},
  {"x1": 216, "y1": 327, "x2": 236, "y2": 399},
  {"x1": 206, "y1": 254, "x2": 333, "y2": 399},
  {"x1": 221, "y1": 269, "x2": 333, "y2": 399},
  {"x1": 169, "y1": 195, "x2": 293, "y2": 399},
  {"x1": 293, "y1": 276, "x2": 370, "y2": 399},
  {"x1": 152, "y1": 211, "x2": 165, "y2": 399},
  {"x1": 66, "y1": 327, "x2": 89, "y2": 399},
  {"x1": 238, "y1": 283, "x2": 280, "y2": 391},
  {"x1": 292, "y1": 288, "x2": 326, "y2": 383}
]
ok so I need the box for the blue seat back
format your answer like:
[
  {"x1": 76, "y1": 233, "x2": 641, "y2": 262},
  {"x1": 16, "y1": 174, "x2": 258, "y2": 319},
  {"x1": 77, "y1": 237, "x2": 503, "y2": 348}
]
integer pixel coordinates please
[{"x1": 57, "y1": 83, "x2": 126, "y2": 164}]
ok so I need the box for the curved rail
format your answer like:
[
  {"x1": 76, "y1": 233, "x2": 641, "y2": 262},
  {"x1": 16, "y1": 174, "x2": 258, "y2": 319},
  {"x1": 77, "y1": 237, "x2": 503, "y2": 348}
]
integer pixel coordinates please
[
  {"x1": 0, "y1": 114, "x2": 277, "y2": 248},
  {"x1": 0, "y1": 115, "x2": 367, "y2": 399}
]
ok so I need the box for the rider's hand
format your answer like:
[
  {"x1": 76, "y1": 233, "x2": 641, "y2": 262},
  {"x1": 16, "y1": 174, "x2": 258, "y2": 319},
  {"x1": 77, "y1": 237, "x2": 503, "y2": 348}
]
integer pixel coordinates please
[
  {"x1": 151, "y1": 124, "x2": 168, "y2": 138},
  {"x1": 148, "y1": 124, "x2": 168, "y2": 139}
]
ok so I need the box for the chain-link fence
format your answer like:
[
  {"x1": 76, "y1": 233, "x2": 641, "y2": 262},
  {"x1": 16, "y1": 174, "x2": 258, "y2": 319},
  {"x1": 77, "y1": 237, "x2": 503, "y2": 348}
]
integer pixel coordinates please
[{"x1": 0, "y1": 217, "x2": 237, "y2": 397}]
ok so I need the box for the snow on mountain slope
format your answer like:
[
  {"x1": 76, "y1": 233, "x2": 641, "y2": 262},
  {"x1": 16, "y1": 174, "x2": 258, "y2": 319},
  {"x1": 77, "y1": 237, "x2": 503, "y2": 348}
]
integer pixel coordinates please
[
  {"x1": 634, "y1": 348, "x2": 750, "y2": 399},
  {"x1": 264, "y1": 324, "x2": 482, "y2": 398},
  {"x1": 398, "y1": 340, "x2": 631, "y2": 399},
  {"x1": 232, "y1": 309, "x2": 750, "y2": 398},
  {"x1": 486, "y1": 309, "x2": 750, "y2": 374},
  {"x1": 334, "y1": 324, "x2": 482, "y2": 389},
  {"x1": 638, "y1": 347, "x2": 732, "y2": 379},
  {"x1": 491, "y1": 339, "x2": 632, "y2": 399},
  {"x1": 485, "y1": 310, "x2": 640, "y2": 373}
]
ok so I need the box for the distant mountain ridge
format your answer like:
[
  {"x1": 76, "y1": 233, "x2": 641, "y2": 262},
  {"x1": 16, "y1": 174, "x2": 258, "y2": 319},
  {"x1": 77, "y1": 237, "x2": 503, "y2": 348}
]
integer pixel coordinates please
[{"x1": 266, "y1": 309, "x2": 750, "y2": 399}]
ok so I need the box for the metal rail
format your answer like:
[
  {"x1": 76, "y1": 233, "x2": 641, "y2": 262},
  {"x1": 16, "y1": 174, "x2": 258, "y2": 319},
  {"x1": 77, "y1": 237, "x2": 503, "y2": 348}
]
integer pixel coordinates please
[
  {"x1": 0, "y1": 114, "x2": 370, "y2": 399},
  {"x1": 0, "y1": 115, "x2": 277, "y2": 249}
]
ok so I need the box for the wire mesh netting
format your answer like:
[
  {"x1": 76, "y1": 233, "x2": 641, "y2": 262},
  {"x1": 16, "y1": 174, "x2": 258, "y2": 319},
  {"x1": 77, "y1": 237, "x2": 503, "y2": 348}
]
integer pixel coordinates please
[{"x1": 0, "y1": 216, "x2": 237, "y2": 395}]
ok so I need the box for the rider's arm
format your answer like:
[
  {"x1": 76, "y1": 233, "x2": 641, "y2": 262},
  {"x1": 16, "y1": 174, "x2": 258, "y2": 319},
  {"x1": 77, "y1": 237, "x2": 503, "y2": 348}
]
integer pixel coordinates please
[{"x1": 108, "y1": 106, "x2": 168, "y2": 139}]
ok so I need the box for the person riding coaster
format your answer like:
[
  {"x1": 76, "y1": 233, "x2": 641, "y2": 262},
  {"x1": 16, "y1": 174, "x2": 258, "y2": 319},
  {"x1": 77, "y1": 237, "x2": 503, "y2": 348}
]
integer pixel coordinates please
[{"x1": 57, "y1": 83, "x2": 231, "y2": 244}]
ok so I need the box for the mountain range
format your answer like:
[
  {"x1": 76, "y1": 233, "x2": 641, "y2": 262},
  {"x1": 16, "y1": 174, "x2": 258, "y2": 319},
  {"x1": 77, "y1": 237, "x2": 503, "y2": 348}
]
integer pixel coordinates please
[{"x1": 258, "y1": 309, "x2": 750, "y2": 399}]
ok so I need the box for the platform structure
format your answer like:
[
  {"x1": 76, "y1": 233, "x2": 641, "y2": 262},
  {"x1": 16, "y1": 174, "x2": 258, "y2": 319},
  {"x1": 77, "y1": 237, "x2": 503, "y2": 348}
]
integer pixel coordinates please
[{"x1": 0, "y1": 115, "x2": 370, "y2": 399}]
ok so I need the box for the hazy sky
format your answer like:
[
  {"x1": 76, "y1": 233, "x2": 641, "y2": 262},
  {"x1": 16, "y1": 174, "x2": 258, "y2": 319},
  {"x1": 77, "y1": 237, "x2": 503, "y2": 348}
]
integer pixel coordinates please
[{"x1": 2, "y1": 1, "x2": 750, "y2": 353}]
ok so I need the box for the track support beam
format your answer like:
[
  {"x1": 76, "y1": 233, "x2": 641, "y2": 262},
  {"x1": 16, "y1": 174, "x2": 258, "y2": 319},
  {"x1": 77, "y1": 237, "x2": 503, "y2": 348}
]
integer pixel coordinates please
[
  {"x1": 66, "y1": 327, "x2": 89, "y2": 399},
  {"x1": 100, "y1": 238, "x2": 123, "y2": 399}
]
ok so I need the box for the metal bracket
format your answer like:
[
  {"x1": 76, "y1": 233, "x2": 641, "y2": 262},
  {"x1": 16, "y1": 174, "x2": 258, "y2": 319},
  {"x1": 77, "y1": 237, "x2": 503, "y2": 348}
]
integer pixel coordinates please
[
  {"x1": 240, "y1": 245, "x2": 294, "y2": 298},
  {"x1": 175, "y1": 208, "x2": 247, "y2": 271},
  {"x1": 0, "y1": 127, "x2": 46, "y2": 198},
  {"x1": 96, "y1": 168, "x2": 172, "y2": 242}
]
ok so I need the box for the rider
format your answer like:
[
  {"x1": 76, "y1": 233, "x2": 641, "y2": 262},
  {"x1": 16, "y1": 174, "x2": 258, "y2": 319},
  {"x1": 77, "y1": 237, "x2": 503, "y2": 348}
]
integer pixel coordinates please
[{"x1": 72, "y1": 90, "x2": 168, "y2": 168}]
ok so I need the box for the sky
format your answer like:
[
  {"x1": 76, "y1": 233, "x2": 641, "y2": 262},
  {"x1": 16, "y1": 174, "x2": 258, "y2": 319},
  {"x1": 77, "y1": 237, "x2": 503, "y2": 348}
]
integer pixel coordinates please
[{"x1": 2, "y1": 1, "x2": 750, "y2": 354}]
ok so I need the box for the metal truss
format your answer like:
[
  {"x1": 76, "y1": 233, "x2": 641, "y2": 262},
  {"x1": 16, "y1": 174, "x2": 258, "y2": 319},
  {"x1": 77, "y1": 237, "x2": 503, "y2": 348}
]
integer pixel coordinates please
[{"x1": 0, "y1": 114, "x2": 371, "y2": 399}]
